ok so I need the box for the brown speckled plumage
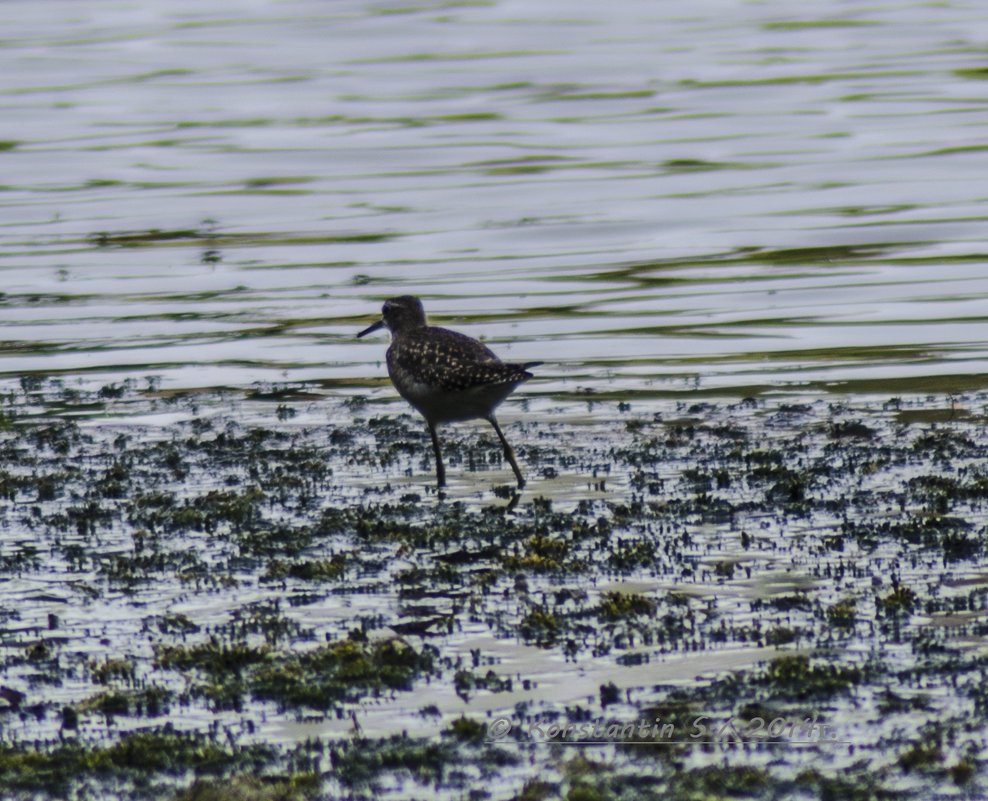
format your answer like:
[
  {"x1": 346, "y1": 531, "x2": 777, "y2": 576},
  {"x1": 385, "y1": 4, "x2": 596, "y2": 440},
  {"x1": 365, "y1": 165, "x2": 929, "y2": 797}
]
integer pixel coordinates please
[
  {"x1": 387, "y1": 328, "x2": 533, "y2": 393},
  {"x1": 358, "y1": 295, "x2": 539, "y2": 490}
]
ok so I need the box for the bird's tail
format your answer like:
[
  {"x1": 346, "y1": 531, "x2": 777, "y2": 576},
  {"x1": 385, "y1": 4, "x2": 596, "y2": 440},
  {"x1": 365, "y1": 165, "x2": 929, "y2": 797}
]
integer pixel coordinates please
[{"x1": 516, "y1": 360, "x2": 543, "y2": 380}]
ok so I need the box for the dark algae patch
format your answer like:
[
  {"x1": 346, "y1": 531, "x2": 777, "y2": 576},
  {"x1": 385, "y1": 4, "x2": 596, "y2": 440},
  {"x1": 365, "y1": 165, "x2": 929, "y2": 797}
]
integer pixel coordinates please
[
  {"x1": 0, "y1": 380, "x2": 987, "y2": 798},
  {"x1": 249, "y1": 635, "x2": 436, "y2": 711},
  {"x1": 0, "y1": 727, "x2": 300, "y2": 797}
]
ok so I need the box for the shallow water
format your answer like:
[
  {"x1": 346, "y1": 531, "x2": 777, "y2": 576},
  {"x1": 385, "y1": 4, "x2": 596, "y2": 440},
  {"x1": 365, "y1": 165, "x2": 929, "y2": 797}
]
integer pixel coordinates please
[
  {"x1": 1, "y1": 382, "x2": 986, "y2": 801},
  {"x1": 3, "y1": 2, "x2": 988, "y2": 799},
  {"x1": 3, "y1": 0, "x2": 988, "y2": 398}
]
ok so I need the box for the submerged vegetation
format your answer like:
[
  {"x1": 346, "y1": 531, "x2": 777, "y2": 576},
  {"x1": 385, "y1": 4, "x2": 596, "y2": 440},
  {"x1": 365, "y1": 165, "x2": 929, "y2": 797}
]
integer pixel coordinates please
[{"x1": 0, "y1": 378, "x2": 986, "y2": 798}]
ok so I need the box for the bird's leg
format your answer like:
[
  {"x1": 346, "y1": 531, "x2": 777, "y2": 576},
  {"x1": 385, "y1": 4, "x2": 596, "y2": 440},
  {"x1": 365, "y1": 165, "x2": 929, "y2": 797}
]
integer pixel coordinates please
[
  {"x1": 428, "y1": 421, "x2": 446, "y2": 488},
  {"x1": 488, "y1": 416, "x2": 525, "y2": 489}
]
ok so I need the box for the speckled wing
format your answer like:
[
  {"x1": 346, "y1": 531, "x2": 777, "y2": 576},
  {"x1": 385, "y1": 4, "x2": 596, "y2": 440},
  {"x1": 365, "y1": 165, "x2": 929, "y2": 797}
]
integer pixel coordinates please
[{"x1": 388, "y1": 326, "x2": 533, "y2": 392}]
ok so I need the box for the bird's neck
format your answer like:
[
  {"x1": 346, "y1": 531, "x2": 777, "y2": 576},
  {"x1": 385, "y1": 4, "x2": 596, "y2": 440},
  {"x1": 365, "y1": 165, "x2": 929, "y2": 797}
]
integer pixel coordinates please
[{"x1": 392, "y1": 323, "x2": 427, "y2": 337}]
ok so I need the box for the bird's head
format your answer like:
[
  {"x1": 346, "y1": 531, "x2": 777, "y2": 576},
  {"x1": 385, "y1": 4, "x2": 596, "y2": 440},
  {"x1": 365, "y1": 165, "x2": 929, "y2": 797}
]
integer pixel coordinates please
[{"x1": 357, "y1": 295, "x2": 427, "y2": 338}]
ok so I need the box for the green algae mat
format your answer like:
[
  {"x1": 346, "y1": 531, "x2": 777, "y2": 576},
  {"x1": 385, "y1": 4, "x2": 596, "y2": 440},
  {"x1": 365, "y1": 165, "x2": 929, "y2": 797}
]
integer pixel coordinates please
[{"x1": 0, "y1": 379, "x2": 985, "y2": 799}]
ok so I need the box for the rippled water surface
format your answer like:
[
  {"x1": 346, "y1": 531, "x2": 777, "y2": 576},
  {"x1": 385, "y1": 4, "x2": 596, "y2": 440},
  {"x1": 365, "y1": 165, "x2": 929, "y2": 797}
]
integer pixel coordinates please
[{"x1": 3, "y1": 0, "x2": 988, "y2": 396}]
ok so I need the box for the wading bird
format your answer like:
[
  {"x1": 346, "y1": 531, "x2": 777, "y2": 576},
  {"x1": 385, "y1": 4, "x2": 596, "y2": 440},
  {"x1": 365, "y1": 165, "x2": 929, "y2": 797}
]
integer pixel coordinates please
[{"x1": 358, "y1": 296, "x2": 539, "y2": 489}]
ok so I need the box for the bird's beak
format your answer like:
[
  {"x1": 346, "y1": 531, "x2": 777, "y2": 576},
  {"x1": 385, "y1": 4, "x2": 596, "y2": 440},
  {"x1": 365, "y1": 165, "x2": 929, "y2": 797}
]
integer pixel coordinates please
[{"x1": 357, "y1": 318, "x2": 385, "y2": 338}]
